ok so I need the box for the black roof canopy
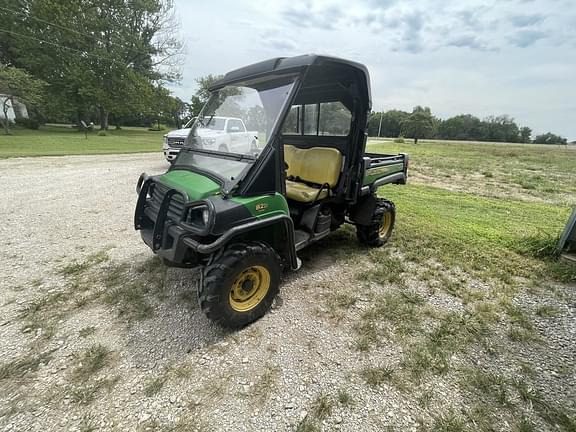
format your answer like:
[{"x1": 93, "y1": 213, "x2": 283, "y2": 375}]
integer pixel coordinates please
[{"x1": 210, "y1": 54, "x2": 372, "y2": 112}]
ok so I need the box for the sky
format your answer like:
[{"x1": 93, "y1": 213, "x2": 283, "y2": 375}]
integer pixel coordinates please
[{"x1": 168, "y1": 0, "x2": 576, "y2": 140}]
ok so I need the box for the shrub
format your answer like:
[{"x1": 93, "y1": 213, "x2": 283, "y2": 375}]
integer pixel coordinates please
[
  {"x1": 148, "y1": 124, "x2": 166, "y2": 131},
  {"x1": 97, "y1": 130, "x2": 107, "y2": 137},
  {"x1": 15, "y1": 118, "x2": 41, "y2": 130}
]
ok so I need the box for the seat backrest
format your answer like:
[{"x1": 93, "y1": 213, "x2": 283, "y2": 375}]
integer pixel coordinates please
[{"x1": 284, "y1": 145, "x2": 343, "y2": 188}]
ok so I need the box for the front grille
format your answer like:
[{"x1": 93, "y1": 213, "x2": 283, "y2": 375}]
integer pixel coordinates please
[
  {"x1": 167, "y1": 137, "x2": 185, "y2": 146},
  {"x1": 145, "y1": 182, "x2": 185, "y2": 222}
]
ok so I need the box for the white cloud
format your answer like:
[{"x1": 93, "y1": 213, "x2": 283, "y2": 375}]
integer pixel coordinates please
[{"x1": 167, "y1": 0, "x2": 576, "y2": 139}]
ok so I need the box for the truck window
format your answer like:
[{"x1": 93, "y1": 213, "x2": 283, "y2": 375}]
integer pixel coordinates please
[{"x1": 226, "y1": 119, "x2": 245, "y2": 132}]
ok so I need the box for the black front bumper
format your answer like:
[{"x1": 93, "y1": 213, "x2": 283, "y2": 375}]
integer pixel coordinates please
[
  {"x1": 135, "y1": 178, "x2": 201, "y2": 266},
  {"x1": 140, "y1": 223, "x2": 198, "y2": 265}
]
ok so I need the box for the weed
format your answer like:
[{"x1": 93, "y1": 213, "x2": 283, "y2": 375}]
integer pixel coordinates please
[
  {"x1": 73, "y1": 344, "x2": 111, "y2": 381},
  {"x1": 362, "y1": 290, "x2": 426, "y2": 336},
  {"x1": 511, "y1": 379, "x2": 576, "y2": 430},
  {"x1": 253, "y1": 364, "x2": 279, "y2": 403},
  {"x1": 360, "y1": 365, "x2": 394, "y2": 387},
  {"x1": 417, "y1": 390, "x2": 434, "y2": 408},
  {"x1": 328, "y1": 292, "x2": 357, "y2": 309},
  {"x1": 58, "y1": 251, "x2": 109, "y2": 277},
  {"x1": 311, "y1": 393, "x2": 333, "y2": 420},
  {"x1": 71, "y1": 376, "x2": 119, "y2": 405},
  {"x1": 535, "y1": 304, "x2": 560, "y2": 318},
  {"x1": 103, "y1": 282, "x2": 154, "y2": 320},
  {"x1": 78, "y1": 414, "x2": 98, "y2": 432},
  {"x1": 359, "y1": 252, "x2": 407, "y2": 287},
  {"x1": 461, "y1": 368, "x2": 510, "y2": 407},
  {"x1": 79, "y1": 326, "x2": 96, "y2": 338},
  {"x1": 515, "y1": 417, "x2": 536, "y2": 432},
  {"x1": 508, "y1": 326, "x2": 540, "y2": 343},
  {"x1": 102, "y1": 257, "x2": 167, "y2": 320},
  {"x1": 337, "y1": 388, "x2": 353, "y2": 406},
  {"x1": 353, "y1": 320, "x2": 382, "y2": 351},
  {"x1": 429, "y1": 409, "x2": 467, "y2": 432},
  {"x1": 144, "y1": 375, "x2": 167, "y2": 397},
  {"x1": 0, "y1": 350, "x2": 53, "y2": 380},
  {"x1": 296, "y1": 417, "x2": 319, "y2": 432}
]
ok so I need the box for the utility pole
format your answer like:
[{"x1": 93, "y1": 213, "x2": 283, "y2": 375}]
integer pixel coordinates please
[{"x1": 377, "y1": 108, "x2": 383, "y2": 139}]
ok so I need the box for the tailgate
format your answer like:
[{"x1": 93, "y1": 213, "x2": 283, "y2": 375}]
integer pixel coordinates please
[{"x1": 362, "y1": 152, "x2": 409, "y2": 187}]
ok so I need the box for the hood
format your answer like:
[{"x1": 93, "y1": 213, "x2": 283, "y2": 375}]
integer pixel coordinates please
[
  {"x1": 157, "y1": 170, "x2": 220, "y2": 200},
  {"x1": 165, "y1": 128, "x2": 225, "y2": 139},
  {"x1": 165, "y1": 128, "x2": 190, "y2": 138}
]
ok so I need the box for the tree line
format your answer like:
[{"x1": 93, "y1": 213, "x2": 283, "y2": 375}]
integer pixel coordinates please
[
  {"x1": 367, "y1": 107, "x2": 569, "y2": 145},
  {"x1": 0, "y1": 0, "x2": 185, "y2": 134}
]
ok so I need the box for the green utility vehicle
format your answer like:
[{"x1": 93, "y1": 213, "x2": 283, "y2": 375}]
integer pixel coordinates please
[{"x1": 134, "y1": 55, "x2": 409, "y2": 328}]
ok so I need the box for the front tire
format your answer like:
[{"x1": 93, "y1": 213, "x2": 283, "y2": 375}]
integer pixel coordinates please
[
  {"x1": 356, "y1": 198, "x2": 396, "y2": 247},
  {"x1": 199, "y1": 242, "x2": 281, "y2": 329}
]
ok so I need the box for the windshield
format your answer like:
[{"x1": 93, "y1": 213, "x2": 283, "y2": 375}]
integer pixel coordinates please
[{"x1": 176, "y1": 78, "x2": 296, "y2": 181}]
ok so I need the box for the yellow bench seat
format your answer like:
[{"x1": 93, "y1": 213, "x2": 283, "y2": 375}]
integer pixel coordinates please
[{"x1": 284, "y1": 145, "x2": 343, "y2": 203}]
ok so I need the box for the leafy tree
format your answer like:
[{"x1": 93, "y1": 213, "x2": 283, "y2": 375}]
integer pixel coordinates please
[
  {"x1": 401, "y1": 106, "x2": 435, "y2": 144},
  {"x1": 190, "y1": 74, "x2": 222, "y2": 116},
  {"x1": 533, "y1": 132, "x2": 567, "y2": 145},
  {"x1": 0, "y1": 0, "x2": 182, "y2": 129},
  {"x1": 147, "y1": 86, "x2": 187, "y2": 129},
  {"x1": 368, "y1": 110, "x2": 408, "y2": 137},
  {"x1": 480, "y1": 115, "x2": 520, "y2": 142},
  {"x1": 437, "y1": 114, "x2": 483, "y2": 141},
  {"x1": 519, "y1": 126, "x2": 532, "y2": 143},
  {"x1": 0, "y1": 65, "x2": 45, "y2": 134}
]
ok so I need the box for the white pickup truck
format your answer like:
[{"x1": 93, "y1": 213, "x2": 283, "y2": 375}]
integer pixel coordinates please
[{"x1": 163, "y1": 116, "x2": 258, "y2": 162}]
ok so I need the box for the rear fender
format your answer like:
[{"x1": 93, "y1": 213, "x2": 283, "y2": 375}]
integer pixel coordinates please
[{"x1": 348, "y1": 193, "x2": 377, "y2": 226}]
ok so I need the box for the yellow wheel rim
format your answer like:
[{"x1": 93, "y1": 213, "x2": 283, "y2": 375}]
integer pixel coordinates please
[
  {"x1": 379, "y1": 212, "x2": 392, "y2": 237},
  {"x1": 229, "y1": 266, "x2": 271, "y2": 312}
]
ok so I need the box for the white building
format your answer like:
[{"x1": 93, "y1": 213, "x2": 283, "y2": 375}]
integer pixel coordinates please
[{"x1": 0, "y1": 95, "x2": 29, "y2": 122}]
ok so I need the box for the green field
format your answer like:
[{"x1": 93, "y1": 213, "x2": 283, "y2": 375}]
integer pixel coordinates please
[
  {"x1": 368, "y1": 138, "x2": 576, "y2": 206},
  {"x1": 0, "y1": 125, "x2": 164, "y2": 158}
]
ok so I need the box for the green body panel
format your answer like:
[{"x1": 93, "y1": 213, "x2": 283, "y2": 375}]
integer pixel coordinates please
[
  {"x1": 158, "y1": 170, "x2": 220, "y2": 200},
  {"x1": 363, "y1": 163, "x2": 404, "y2": 186},
  {"x1": 231, "y1": 193, "x2": 290, "y2": 218}
]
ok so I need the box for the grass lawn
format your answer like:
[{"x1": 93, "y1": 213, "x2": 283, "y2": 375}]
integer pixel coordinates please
[
  {"x1": 0, "y1": 124, "x2": 165, "y2": 158},
  {"x1": 368, "y1": 138, "x2": 576, "y2": 206}
]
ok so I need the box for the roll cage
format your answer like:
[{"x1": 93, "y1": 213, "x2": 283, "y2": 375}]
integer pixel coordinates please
[{"x1": 194, "y1": 54, "x2": 373, "y2": 202}]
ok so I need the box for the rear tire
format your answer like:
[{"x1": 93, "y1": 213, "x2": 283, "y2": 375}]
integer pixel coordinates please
[
  {"x1": 356, "y1": 198, "x2": 396, "y2": 247},
  {"x1": 199, "y1": 242, "x2": 281, "y2": 329}
]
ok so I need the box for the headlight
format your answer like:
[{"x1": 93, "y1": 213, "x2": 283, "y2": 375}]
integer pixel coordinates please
[
  {"x1": 202, "y1": 138, "x2": 216, "y2": 147},
  {"x1": 186, "y1": 204, "x2": 211, "y2": 228},
  {"x1": 202, "y1": 207, "x2": 210, "y2": 225},
  {"x1": 163, "y1": 135, "x2": 168, "y2": 145}
]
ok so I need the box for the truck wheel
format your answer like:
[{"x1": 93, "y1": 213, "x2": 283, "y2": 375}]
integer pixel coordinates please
[
  {"x1": 199, "y1": 242, "x2": 281, "y2": 328},
  {"x1": 356, "y1": 198, "x2": 396, "y2": 247},
  {"x1": 218, "y1": 144, "x2": 229, "y2": 152}
]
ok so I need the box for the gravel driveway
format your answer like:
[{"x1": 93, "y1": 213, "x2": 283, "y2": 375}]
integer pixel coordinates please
[{"x1": 0, "y1": 154, "x2": 574, "y2": 432}]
